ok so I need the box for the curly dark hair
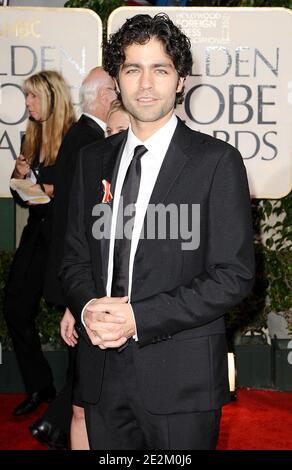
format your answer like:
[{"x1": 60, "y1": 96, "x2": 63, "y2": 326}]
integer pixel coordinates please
[{"x1": 103, "y1": 13, "x2": 193, "y2": 105}]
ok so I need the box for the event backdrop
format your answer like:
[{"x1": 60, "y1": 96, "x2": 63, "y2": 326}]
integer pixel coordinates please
[
  {"x1": 0, "y1": 6, "x2": 102, "y2": 197},
  {"x1": 1, "y1": 6, "x2": 292, "y2": 199},
  {"x1": 109, "y1": 6, "x2": 292, "y2": 199}
]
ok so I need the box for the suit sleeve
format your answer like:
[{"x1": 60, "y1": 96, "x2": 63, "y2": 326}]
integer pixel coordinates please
[
  {"x1": 132, "y1": 148, "x2": 255, "y2": 347},
  {"x1": 60, "y1": 152, "x2": 97, "y2": 322}
]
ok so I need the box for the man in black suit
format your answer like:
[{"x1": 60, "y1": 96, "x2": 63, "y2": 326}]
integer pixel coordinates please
[
  {"x1": 61, "y1": 14, "x2": 255, "y2": 450},
  {"x1": 29, "y1": 67, "x2": 116, "y2": 449}
]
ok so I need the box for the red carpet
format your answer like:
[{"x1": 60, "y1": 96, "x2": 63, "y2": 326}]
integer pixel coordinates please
[
  {"x1": 217, "y1": 389, "x2": 292, "y2": 450},
  {"x1": 0, "y1": 394, "x2": 47, "y2": 450},
  {"x1": 0, "y1": 389, "x2": 291, "y2": 450}
]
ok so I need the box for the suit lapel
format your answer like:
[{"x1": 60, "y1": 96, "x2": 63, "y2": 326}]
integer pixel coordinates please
[
  {"x1": 99, "y1": 133, "x2": 128, "y2": 288},
  {"x1": 108, "y1": 135, "x2": 128, "y2": 197},
  {"x1": 148, "y1": 140, "x2": 188, "y2": 206},
  {"x1": 135, "y1": 120, "x2": 192, "y2": 256}
]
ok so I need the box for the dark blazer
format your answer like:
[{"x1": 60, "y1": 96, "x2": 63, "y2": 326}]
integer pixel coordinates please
[
  {"x1": 61, "y1": 118, "x2": 255, "y2": 413},
  {"x1": 44, "y1": 114, "x2": 104, "y2": 306}
]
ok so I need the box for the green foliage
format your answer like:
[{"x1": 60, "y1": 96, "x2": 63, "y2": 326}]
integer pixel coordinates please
[
  {"x1": 65, "y1": 0, "x2": 126, "y2": 33},
  {"x1": 259, "y1": 192, "x2": 292, "y2": 251},
  {"x1": 264, "y1": 249, "x2": 292, "y2": 336},
  {"x1": 254, "y1": 192, "x2": 292, "y2": 329},
  {"x1": 35, "y1": 299, "x2": 64, "y2": 349},
  {"x1": 226, "y1": 248, "x2": 292, "y2": 345},
  {"x1": 226, "y1": 192, "x2": 292, "y2": 341},
  {"x1": 0, "y1": 252, "x2": 64, "y2": 351}
]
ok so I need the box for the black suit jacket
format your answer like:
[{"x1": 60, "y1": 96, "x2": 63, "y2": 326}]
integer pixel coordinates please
[
  {"x1": 44, "y1": 114, "x2": 104, "y2": 306},
  {"x1": 61, "y1": 118, "x2": 255, "y2": 413}
]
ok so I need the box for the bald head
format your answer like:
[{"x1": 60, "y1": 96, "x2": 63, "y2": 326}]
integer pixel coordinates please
[{"x1": 79, "y1": 66, "x2": 116, "y2": 122}]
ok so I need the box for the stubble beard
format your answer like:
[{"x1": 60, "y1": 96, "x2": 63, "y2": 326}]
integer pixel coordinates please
[{"x1": 123, "y1": 97, "x2": 175, "y2": 124}]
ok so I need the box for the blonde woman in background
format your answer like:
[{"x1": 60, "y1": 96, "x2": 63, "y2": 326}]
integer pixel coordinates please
[
  {"x1": 106, "y1": 99, "x2": 130, "y2": 137},
  {"x1": 4, "y1": 70, "x2": 75, "y2": 418}
]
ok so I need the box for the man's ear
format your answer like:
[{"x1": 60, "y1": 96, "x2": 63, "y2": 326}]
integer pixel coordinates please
[
  {"x1": 176, "y1": 76, "x2": 185, "y2": 93},
  {"x1": 114, "y1": 78, "x2": 120, "y2": 95},
  {"x1": 99, "y1": 87, "x2": 107, "y2": 102}
]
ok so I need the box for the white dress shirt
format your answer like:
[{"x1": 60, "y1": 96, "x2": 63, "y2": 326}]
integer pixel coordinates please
[{"x1": 107, "y1": 113, "x2": 178, "y2": 301}]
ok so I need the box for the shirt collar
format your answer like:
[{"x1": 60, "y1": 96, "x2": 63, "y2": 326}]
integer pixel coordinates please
[
  {"x1": 125, "y1": 114, "x2": 178, "y2": 159},
  {"x1": 82, "y1": 113, "x2": 106, "y2": 132}
]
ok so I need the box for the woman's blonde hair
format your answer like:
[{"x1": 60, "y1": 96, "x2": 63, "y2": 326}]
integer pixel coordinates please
[
  {"x1": 106, "y1": 99, "x2": 128, "y2": 122},
  {"x1": 22, "y1": 70, "x2": 75, "y2": 166}
]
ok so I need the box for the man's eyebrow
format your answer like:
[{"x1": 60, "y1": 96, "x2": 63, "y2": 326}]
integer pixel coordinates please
[
  {"x1": 152, "y1": 63, "x2": 174, "y2": 68},
  {"x1": 121, "y1": 62, "x2": 174, "y2": 69},
  {"x1": 121, "y1": 63, "x2": 141, "y2": 69}
]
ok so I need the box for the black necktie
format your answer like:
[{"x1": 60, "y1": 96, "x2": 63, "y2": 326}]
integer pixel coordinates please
[{"x1": 111, "y1": 145, "x2": 147, "y2": 297}]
